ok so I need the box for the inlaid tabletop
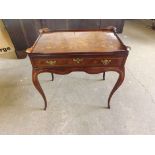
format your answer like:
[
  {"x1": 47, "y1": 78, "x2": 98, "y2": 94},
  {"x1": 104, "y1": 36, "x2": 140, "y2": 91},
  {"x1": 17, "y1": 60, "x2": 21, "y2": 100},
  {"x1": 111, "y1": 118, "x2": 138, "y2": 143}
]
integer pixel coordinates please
[{"x1": 29, "y1": 30, "x2": 126, "y2": 54}]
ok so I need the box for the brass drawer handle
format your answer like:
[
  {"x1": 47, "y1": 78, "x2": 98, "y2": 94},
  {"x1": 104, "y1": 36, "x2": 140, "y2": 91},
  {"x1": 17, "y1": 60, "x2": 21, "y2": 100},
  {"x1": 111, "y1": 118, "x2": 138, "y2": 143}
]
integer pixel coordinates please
[
  {"x1": 101, "y1": 59, "x2": 111, "y2": 65},
  {"x1": 73, "y1": 58, "x2": 83, "y2": 64},
  {"x1": 46, "y1": 60, "x2": 56, "y2": 65}
]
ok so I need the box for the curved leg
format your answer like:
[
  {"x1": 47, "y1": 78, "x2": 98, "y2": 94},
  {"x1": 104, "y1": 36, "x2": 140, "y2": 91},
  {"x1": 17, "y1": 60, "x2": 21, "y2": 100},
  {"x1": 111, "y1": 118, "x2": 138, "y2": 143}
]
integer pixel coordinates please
[
  {"x1": 103, "y1": 72, "x2": 105, "y2": 80},
  {"x1": 107, "y1": 68, "x2": 125, "y2": 109},
  {"x1": 32, "y1": 69, "x2": 47, "y2": 110},
  {"x1": 51, "y1": 73, "x2": 54, "y2": 81}
]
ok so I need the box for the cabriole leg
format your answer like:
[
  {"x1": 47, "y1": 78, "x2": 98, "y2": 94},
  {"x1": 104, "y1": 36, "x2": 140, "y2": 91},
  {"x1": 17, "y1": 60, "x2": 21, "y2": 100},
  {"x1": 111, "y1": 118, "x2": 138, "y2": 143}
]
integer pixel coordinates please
[
  {"x1": 103, "y1": 72, "x2": 105, "y2": 80},
  {"x1": 107, "y1": 68, "x2": 125, "y2": 109},
  {"x1": 32, "y1": 69, "x2": 47, "y2": 110},
  {"x1": 51, "y1": 73, "x2": 54, "y2": 81}
]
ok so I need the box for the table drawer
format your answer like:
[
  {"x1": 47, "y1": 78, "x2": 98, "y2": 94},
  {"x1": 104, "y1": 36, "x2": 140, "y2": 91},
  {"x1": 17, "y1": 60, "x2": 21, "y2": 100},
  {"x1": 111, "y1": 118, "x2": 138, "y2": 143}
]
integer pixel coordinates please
[{"x1": 31, "y1": 57, "x2": 124, "y2": 68}]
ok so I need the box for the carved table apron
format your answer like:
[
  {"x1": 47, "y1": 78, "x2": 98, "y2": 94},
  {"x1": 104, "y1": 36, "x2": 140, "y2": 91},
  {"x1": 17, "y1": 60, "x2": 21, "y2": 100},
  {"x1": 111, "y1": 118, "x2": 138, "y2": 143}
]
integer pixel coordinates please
[{"x1": 26, "y1": 27, "x2": 129, "y2": 110}]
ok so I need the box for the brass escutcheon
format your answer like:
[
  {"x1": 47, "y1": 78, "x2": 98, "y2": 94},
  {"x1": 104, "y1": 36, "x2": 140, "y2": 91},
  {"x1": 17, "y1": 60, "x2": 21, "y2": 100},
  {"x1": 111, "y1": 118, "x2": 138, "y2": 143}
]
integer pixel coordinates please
[
  {"x1": 46, "y1": 60, "x2": 56, "y2": 65},
  {"x1": 101, "y1": 59, "x2": 111, "y2": 65},
  {"x1": 73, "y1": 58, "x2": 83, "y2": 64}
]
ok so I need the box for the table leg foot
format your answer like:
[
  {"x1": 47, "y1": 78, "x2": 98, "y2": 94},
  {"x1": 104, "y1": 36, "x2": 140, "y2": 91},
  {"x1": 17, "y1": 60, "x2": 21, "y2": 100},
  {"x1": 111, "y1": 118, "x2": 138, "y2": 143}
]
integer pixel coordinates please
[
  {"x1": 103, "y1": 72, "x2": 105, "y2": 80},
  {"x1": 51, "y1": 73, "x2": 54, "y2": 81},
  {"x1": 32, "y1": 69, "x2": 47, "y2": 110},
  {"x1": 107, "y1": 68, "x2": 125, "y2": 108}
]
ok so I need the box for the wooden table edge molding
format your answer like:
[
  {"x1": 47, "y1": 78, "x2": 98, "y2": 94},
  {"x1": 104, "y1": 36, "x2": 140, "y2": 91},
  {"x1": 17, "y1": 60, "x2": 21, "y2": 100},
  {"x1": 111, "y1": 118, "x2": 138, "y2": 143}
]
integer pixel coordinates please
[{"x1": 26, "y1": 27, "x2": 130, "y2": 110}]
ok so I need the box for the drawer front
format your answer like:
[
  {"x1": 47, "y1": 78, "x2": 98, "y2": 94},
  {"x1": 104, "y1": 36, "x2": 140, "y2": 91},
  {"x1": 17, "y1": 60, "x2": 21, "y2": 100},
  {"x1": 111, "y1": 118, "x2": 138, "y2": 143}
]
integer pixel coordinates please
[{"x1": 31, "y1": 57, "x2": 124, "y2": 68}]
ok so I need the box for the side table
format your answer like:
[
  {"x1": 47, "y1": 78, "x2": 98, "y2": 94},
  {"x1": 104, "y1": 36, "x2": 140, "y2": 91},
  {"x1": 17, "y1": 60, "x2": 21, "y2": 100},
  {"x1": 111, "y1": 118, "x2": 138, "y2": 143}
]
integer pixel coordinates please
[{"x1": 26, "y1": 27, "x2": 129, "y2": 110}]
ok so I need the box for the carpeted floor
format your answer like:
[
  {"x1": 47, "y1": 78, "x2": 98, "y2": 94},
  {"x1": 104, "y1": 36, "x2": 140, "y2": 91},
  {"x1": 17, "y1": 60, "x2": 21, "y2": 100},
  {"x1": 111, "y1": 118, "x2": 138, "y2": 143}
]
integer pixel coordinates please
[{"x1": 0, "y1": 20, "x2": 155, "y2": 134}]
